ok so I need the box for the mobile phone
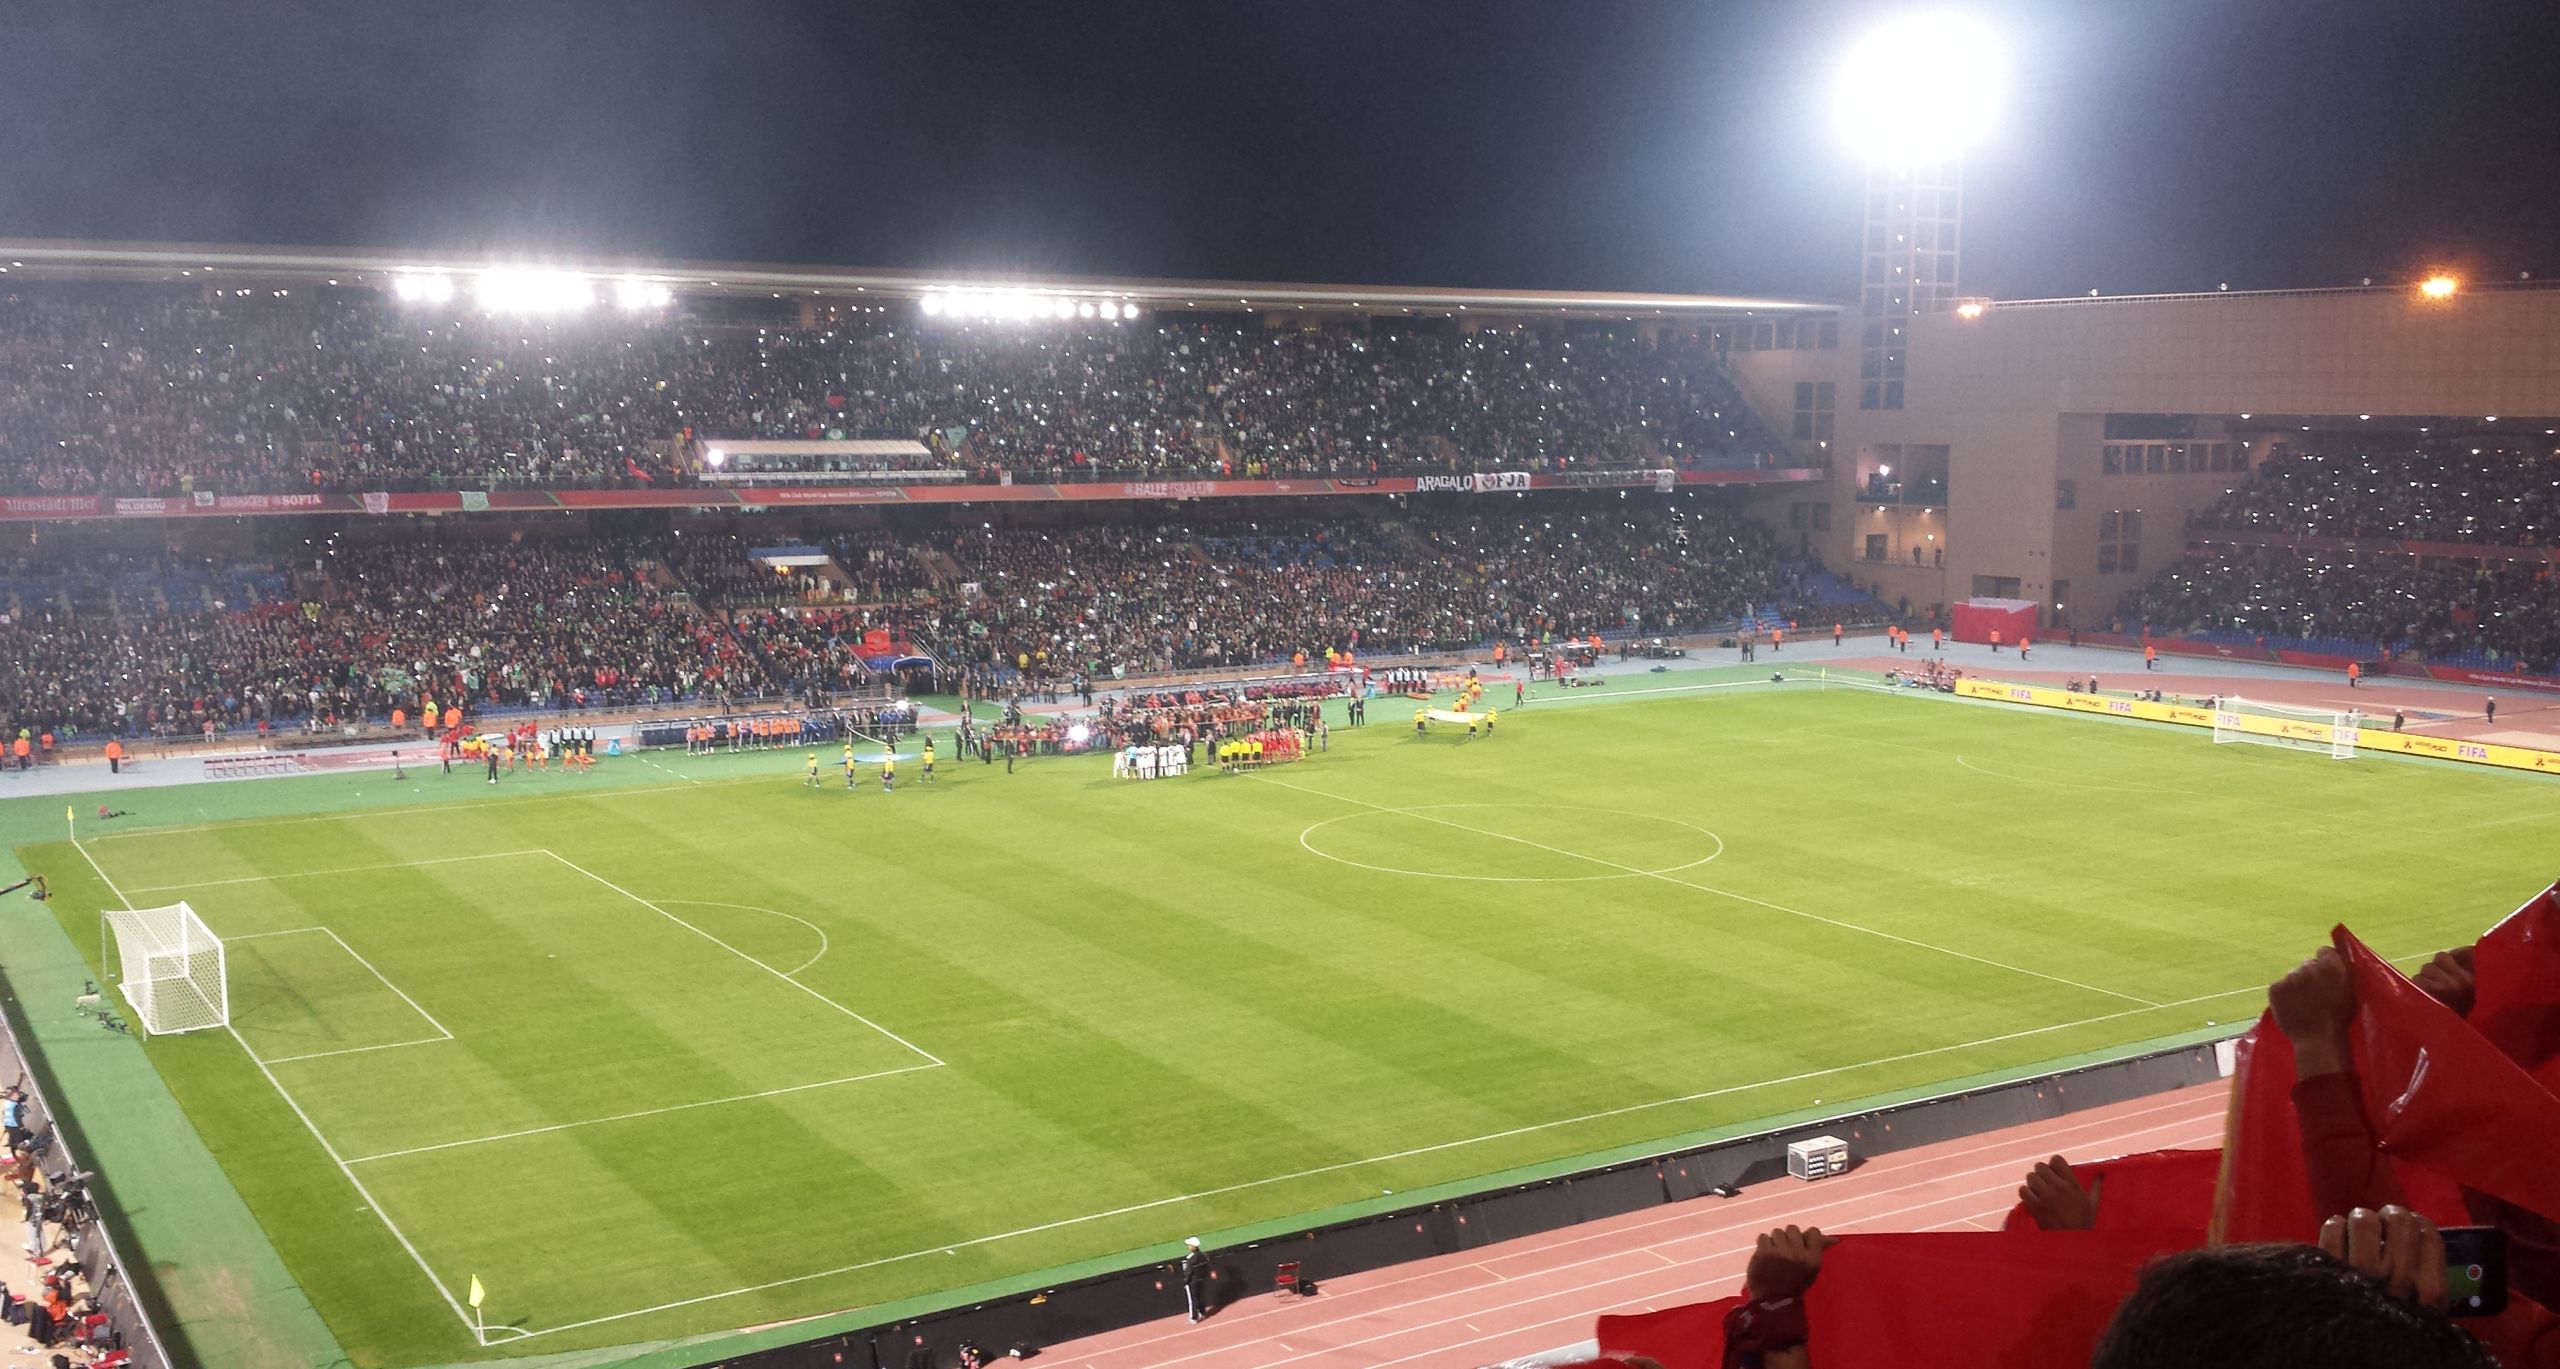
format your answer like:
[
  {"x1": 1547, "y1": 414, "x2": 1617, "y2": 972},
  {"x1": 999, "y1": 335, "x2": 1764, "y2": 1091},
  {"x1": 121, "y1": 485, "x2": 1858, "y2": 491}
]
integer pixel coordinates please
[{"x1": 2442, "y1": 1225, "x2": 2507, "y2": 1318}]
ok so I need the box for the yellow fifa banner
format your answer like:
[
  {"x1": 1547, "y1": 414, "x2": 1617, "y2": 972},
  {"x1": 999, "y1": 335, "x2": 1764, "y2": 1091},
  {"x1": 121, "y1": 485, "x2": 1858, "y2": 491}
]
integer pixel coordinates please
[
  {"x1": 1954, "y1": 678, "x2": 2560, "y2": 776},
  {"x1": 467, "y1": 1275, "x2": 485, "y2": 1310}
]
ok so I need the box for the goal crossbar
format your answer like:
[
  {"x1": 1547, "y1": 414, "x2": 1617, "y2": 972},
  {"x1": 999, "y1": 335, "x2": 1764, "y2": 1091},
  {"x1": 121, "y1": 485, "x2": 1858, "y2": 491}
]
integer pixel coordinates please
[{"x1": 2212, "y1": 695, "x2": 2359, "y2": 760}]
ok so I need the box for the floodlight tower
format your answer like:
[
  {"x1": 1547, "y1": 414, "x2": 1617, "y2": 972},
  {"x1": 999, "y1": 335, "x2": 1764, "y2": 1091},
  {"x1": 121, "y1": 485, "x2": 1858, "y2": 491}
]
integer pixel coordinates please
[{"x1": 1834, "y1": 13, "x2": 2000, "y2": 410}]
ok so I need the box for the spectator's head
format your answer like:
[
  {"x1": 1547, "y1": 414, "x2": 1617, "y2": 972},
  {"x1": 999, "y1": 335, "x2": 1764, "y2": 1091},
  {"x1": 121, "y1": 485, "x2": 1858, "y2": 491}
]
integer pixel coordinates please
[{"x1": 2090, "y1": 1243, "x2": 2492, "y2": 1369}]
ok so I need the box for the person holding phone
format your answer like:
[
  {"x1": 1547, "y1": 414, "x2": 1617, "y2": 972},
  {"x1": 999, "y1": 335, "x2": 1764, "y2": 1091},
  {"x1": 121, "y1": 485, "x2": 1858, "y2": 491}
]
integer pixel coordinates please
[{"x1": 2092, "y1": 1211, "x2": 2500, "y2": 1369}]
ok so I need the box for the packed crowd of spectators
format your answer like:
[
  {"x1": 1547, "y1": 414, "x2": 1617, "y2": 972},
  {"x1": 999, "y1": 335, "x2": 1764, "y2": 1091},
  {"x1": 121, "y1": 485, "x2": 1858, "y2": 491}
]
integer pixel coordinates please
[
  {"x1": 0, "y1": 536, "x2": 750, "y2": 741},
  {"x1": 2126, "y1": 441, "x2": 2560, "y2": 672},
  {"x1": 2189, "y1": 441, "x2": 2560, "y2": 544},
  {"x1": 0, "y1": 287, "x2": 1787, "y2": 496},
  {"x1": 931, "y1": 501, "x2": 1810, "y2": 684},
  {"x1": 0, "y1": 496, "x2": 1821, "y2": 740}
]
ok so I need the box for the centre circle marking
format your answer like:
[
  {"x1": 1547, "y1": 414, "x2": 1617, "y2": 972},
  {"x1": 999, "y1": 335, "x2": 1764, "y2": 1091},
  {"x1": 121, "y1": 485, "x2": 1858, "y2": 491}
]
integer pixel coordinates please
[{"x1": 1297, "y1": 803, "x2": 1725, "y2": 883}]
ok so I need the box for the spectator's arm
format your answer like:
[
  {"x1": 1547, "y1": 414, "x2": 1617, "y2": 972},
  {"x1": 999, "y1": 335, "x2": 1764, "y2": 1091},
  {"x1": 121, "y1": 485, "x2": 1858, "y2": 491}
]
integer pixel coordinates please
[
  {"x1": 2274, "y1": 947, "x2": 2409, "y2": 1213},
  {"x1": 1721, "y1": 1226, "x2": 1834, "y2": 1369}
]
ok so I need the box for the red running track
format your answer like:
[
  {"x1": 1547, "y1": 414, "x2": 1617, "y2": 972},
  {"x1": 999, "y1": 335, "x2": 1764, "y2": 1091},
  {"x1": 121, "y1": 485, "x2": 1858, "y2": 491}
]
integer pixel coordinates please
[{"x1": 1040, "y1": 1082, "x2": 2230, "y2": 1369}]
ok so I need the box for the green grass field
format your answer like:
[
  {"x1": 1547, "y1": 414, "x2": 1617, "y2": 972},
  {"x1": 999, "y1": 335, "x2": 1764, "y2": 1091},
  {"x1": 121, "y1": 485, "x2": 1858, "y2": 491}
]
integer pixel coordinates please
[{"x1": 21, "y1": 670, "x2": 2560, "y2": 1366}]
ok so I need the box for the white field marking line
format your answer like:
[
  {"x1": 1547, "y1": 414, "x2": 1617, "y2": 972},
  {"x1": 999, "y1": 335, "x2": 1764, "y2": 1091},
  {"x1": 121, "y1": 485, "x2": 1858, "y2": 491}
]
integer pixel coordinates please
[
  {"x1": 1295, "y1": 804, "x2": 1724, "y2": 885},
  {"x1": 68, "y1": 836, "x2": 487, "y2": 1342},
  {"x1": 537, "y1": 850, "x2": 943, "y2": 1068},
  {"x1": 80, "y1": 771, "x2": 777, "y2": 843},
  {"x1": 259, "y1": 1036, "x2": 453, "y2": 1066},
  {"x1": 119, "y1": 848, "x2": 548, "y2": 894},
  {"x1": 1101, "y1": 1100, "x2": 2228, "y2": 1369},
  {"x1": 345, "y1": 1061, "x2": 943, "y2": 1165},
  {"x1": 637, "y1": 752, "x2": 705, "y2": 787},
  {"x1": 1264, "y1": 1116, "x2": 2239, "y2": 1369},
  {"x1": 487, "y1": 982, "x2": 2266, "y2": 1345},
  {"x1": 1255, "y1": 773, "x2": 2164, "y2": 1009},
  {"x1": 654, "y1": 898, "x2": 831, "y2": 977}
]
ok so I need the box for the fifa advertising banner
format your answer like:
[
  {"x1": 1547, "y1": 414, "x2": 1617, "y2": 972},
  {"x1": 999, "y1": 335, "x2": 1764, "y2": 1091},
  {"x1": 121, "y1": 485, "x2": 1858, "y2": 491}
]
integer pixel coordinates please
[{"x1": 1955, "y1": 678, "x2": 2560, "y2": 776}]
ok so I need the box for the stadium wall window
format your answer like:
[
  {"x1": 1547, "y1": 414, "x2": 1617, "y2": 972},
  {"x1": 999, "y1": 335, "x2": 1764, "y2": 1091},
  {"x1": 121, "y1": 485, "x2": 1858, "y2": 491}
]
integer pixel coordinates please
[
  {"x1": 2103, "y1": 444, "x2": 2123, "y2": 474},
  {"x1": 1867, "y1": 533, "x2": 1889, "y2": 561},
  {"x1": 1791, "y1": 502, "x2": 1810, "y2": 528},
  {"x1": 1884, "y1": 381, "x2": 1904, "y2": 408},
  {"x1": 2099, "y1": 544, "x2": 2118, "y2": 573},
  {"x1": 2056, "y1": 479, "x2": 2076, "y2": 510},
  {"x1": 1862, "y1": 382, "x2": 1881, "y2": 409},
  {"x1": 1813, "y1": 502, "x2": 1831, "y2": 531},
  {"x1": 2147, "y1": 445, "x2": 2166, "y2": 473},
  {"x1": 2169, "y1": 445, "x2": 2187, "y2": 472}
]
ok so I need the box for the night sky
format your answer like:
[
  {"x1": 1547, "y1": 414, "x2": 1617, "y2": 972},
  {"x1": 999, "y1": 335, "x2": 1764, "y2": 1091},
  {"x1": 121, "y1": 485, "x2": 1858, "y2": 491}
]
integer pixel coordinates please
[{"x1": 3, "y1": 1, "x2": 2554, "y2": 301}]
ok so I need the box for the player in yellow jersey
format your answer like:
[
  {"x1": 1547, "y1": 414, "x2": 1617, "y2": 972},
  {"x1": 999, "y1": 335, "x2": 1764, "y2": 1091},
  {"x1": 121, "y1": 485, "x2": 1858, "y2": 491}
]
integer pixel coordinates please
[{"x1": 805, "y1": 750, "x2": 821, "y2": 788}]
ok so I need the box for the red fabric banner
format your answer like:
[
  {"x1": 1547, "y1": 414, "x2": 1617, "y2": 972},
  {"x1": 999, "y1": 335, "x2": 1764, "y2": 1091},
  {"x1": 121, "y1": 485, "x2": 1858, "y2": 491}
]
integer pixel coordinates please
[
  {"x1": 1598, "y1": 1231, "x2": 2188, "y2": 1369},
  {"x1": 1999, "y1": 1147, "x2": 2222, "y2": 1239},
  {"x1": 2216, "y1": 902, "x2": 2560, "y2": 1243}
]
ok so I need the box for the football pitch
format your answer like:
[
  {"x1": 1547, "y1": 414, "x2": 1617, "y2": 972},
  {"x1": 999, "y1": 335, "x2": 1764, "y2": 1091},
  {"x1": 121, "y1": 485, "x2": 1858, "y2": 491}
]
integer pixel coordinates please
[{"x1": 21, "y1": 669, "x2": 2560, "y2": 1366}]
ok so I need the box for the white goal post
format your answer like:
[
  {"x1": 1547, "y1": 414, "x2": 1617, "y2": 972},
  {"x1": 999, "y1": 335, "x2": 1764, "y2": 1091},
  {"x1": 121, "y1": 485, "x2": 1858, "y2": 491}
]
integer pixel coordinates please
[
  {"x1": 100, "y1": 903, "x2": 229, "y2": 1034},
  {"x1": 2212, "y1": 696, "x2": 2359, "y2": 760}
]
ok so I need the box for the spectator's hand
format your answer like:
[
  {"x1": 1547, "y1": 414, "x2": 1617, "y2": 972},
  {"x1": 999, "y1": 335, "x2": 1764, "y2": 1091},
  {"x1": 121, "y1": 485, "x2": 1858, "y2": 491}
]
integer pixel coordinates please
[
  {"x1": 2320, "y1": 1205, "x2": 2447, "y2": 1310},
  {"x1": 1745, "y1": 1225, "x2": 1837, "y2": 1302},
  {"x1": 2411, "y1": 946, "x2": 2477, "y2": 1017},
  {"x1": 2270, "y1": 947, "x2": 2356, "y2": 1076},
  {"x1": 2018, "y1": 1155, "x2": 2101, "y2": 1231}
]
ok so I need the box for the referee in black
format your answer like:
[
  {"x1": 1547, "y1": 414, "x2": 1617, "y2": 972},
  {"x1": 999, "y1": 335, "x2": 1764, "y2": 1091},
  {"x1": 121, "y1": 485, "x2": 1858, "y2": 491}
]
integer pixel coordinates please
[{"x1": 1180, "y1": 1237, "x2": 1210, "y2": 1322}]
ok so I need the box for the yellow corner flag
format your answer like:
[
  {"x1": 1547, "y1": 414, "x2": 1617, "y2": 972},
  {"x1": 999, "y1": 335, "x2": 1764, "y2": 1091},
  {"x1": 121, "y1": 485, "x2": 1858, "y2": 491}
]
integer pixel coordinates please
[{"x1": 467, "y1": 1275, "x2": 485, "y2": 1310}]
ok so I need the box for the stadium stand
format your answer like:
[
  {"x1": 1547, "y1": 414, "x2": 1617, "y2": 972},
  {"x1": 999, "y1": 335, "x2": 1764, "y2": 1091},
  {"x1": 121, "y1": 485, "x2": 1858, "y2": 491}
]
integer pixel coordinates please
[
  {"x1": 0, "y1": 287, "x2": 1787, "y2": 495},
  {"x1": 2123, "y1": 440, "x2": 2560, "y2": 674},
  {"x1": 0, "y1": 496, "x2": 1833, "y2": 743}
]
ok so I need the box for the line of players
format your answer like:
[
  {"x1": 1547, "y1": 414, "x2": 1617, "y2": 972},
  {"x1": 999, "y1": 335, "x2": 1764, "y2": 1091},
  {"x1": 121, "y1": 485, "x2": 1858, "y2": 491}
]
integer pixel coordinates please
[
  {"x1": 442, "y1": 722, "x2": 600, "y2": 782},
  {"x1": 681, "y1": 716, "x2": 811, "y2": 752},
  {"x1": 803, "y1": 737, "x2": 938, "y2": 793}
]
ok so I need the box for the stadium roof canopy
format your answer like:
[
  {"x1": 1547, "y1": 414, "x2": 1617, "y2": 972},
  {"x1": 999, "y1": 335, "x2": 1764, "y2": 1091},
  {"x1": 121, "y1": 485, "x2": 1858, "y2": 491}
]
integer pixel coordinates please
[{"x1": 0, "y1": 238, "x2": 1841, "y2": 322}]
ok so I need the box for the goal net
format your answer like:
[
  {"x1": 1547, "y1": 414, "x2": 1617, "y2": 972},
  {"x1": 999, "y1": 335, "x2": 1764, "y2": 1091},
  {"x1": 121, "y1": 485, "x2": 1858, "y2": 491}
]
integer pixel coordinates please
[
  {"x1": 2212, "y1": 696, "x2": 2358, "y2": 760},
  {"x1": 101, "y1": 903, "x2": 229, "y2": 1034}
]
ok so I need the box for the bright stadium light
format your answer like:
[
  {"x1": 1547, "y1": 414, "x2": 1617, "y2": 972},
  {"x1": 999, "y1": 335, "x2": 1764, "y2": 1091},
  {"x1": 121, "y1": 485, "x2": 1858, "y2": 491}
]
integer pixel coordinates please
[
  {"x1": 2419, "y1": 274, "x2": 2460, "y2": 300},
  {"x1": 475, "y1": 267, "x2": 594, "y2": 314},
  {"x1": 1834, "y1": 12, "x2": 2002, "y2": 164},
  {"x1": 391, "y1": 271, "x2": 455, "y2": 304},
  {"x1": 704, "y1": 447, "x2": 727, "y2": 468},
  {"x1": 615, "y1": 276, "x2": 673, "y2": 310},
  {"x1": 920, "y1": 293, "x2": 945, "y2": 315}
]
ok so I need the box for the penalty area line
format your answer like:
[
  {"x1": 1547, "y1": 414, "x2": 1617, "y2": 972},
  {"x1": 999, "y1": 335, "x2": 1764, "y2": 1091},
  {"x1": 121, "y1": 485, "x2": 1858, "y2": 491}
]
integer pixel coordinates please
[{"x1": 67, "y1": 834, "x2": 489, "y2": 1342}]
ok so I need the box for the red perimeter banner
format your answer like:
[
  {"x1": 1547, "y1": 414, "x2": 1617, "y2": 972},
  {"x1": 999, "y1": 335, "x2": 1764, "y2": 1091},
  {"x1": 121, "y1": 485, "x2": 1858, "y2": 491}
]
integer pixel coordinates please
[{"x1": 0, "y1": 467, "x2": 1812, "y2": 520}]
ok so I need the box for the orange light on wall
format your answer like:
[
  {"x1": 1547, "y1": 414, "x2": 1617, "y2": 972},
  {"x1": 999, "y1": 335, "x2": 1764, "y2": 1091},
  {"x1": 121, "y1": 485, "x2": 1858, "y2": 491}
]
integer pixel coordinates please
[{"x1": 2418, "y1": 274, "x2": 2460, "y2": 300}]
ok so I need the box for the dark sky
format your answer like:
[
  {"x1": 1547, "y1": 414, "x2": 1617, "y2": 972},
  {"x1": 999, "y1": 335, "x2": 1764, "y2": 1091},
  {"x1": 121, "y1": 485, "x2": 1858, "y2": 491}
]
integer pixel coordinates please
[{"x1": 3, "y1": 1, "x2": 2554, "y2": 301}]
